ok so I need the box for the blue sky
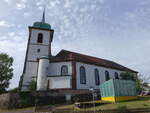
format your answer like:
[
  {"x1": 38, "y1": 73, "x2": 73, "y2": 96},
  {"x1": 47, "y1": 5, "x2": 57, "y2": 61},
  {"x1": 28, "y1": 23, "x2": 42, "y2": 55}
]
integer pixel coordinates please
[{"x1": 0, "y1": 0, "x2": 150, "y2": 89}]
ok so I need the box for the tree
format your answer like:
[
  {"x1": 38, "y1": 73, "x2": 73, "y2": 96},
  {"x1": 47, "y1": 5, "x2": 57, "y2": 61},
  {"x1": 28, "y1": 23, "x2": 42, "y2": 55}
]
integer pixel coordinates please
[
  {"x1": 28, "y1": 80, "x2": 36, "y2": 91},
  {"x1": 0, "y1": 53, "x2": 13, "y2": 93},
  {"x1": 136, "y1": 74, "x2": 150, "y2": 94},
  {"x1": 120, "y1": 71, "x2": 136, "y2": 81},
  {"x1": 120, "y1": 72, "x2": 150, "y2": 94}
]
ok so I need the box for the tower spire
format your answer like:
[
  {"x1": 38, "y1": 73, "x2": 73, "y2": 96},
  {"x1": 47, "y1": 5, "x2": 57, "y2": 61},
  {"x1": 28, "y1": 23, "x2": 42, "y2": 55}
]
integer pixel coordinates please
[{"x1": 41, "y1": 7, "x2": 45, "y2": 23}]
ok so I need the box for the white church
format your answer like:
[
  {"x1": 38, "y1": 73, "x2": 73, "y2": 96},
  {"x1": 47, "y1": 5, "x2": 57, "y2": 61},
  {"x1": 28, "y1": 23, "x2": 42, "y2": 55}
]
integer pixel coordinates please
[{"x1": 19, "y1": 11, "x2": 138, "y2": 91}]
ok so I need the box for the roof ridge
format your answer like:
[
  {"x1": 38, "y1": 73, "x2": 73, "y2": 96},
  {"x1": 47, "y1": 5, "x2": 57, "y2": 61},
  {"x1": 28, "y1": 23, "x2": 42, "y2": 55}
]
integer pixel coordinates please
[
  {"x1": 53, "y1": 49, "x2": 138, "y2": 73},
  {"x1": 60, "y1": 49, "x2": 114, "y2": 62}
]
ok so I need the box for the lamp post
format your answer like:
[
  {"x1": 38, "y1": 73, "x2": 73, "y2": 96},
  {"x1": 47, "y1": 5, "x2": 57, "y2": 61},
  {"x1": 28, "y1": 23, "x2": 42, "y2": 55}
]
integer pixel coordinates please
[{"x1": 89, "y1": 86, "x2": 95, "y2": 113}]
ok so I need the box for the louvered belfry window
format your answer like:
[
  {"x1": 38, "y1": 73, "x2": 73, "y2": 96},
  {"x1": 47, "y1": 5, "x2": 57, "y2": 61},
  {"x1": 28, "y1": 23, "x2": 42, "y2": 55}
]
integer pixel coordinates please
[{"x1": 37, "y1": 33, "x2": 43, "y2": 43}]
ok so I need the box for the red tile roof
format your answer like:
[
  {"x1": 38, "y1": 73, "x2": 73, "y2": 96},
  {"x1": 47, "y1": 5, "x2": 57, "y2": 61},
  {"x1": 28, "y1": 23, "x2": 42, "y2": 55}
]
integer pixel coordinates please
[{"x1": 51, "y1": 50, "x2": 138, "y2": 73}]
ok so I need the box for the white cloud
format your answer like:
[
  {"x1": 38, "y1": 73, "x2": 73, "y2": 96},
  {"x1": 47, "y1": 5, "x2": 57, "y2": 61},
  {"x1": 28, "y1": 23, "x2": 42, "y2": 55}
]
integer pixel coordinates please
[
  {"x1": 64, "y1": 0, "x2": 71, "y2": 8},
  {"x1": 8, "y1": 32, "x2": 15, "y2": 36},
  {"x1": 16, "y1": 3, "x2": 26, "y2": 10},
  {"x1": 0, "y1": 36, "x2": 7, "y2": 40},
  {"x1": 0, "y1": 21, "x2": 13, "y2": 27},
  {"x1": 0, "y1": 39, "x2": 26, "y2": 89},
  {"x1": 36, "y1": 2, "x2": 42, "y2": 6},
  {"x1": 23, "y1": 12, "x2": 31, "y2": 17},
  {"x1": 38, "y1": 6, "x2": 43, "y2": 10},
  {"x1": 3, "y1": 0, "x2": 12, "y2": 4},
  {"x1": 47, "y1": 0, "x2": 61, "y2": 8},
  {"x1": 15, "y1": 0, "x2": 27, "y2": 10},
  {"x1": 98, "y1": 0, "x2": 105, "y2": 4},
  {"x1": 1, "y1": 0, "x2": 150, "y2": 88},
  {"x1": 3, "y1": 0, "x2": 27, "y2": 9},
  {"x1": 0, "y1": 32, "x2": 27, "y2": 89},
  {"x1": 36, "y1": 0, "x2": 45, "y2": 6}
]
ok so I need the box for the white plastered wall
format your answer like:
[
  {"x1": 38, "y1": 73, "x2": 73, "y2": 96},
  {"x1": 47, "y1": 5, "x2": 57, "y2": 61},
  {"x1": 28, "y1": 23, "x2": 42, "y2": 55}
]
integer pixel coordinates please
[
  {"x1": 27, "y1": 45, "x2": 49, "y2": 61},
  {"x1": 22, "y1": 62, "x2": 38, "y2": 85},
  {"x1": 47, "y1": 62, "x2": 72, "y2": 76},
  {"x1": 46, "y1": 62, "x2": 72, "y2": 89},
  {"x1": 76, "y1": 62, "x2": 123, "y2": 90},
  {"x1": 22, "y1": 28, "x2": 52, "y2": 90},
  {"x1": 47, "y1": 76, "x2": 71, "y2": 89},
  {"x1": 30, "y1": 29, "x2": 51, "y2": 45},
  {"x1": 27, "y1": 29, "x2": 51, "y2": 61}
]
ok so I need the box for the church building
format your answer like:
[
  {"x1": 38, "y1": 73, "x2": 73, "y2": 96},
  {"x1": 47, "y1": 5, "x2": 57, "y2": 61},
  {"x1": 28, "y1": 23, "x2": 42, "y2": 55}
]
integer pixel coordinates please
[{"x1": 19, "y1": 11, "x2": 138, "y2": 91}]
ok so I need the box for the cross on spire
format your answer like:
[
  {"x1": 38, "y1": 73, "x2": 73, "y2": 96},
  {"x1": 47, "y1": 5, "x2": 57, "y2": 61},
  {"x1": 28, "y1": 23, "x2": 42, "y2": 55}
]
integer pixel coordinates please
[{"x1": 41, "y1": 8, "x2": 45, "y2": 23}]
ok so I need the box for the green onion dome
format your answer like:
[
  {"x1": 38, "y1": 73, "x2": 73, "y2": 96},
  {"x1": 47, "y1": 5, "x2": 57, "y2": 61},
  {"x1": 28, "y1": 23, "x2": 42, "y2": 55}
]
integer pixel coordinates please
[{"x1": 33, "y1": 22, "x2": 51, "y2": 30}]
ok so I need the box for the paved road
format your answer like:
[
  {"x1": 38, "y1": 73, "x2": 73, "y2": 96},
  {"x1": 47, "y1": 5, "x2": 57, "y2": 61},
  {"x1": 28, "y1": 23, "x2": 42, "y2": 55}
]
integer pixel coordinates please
[{"x1": 0, "y1": 109, "x2": 34, "y2": 113}]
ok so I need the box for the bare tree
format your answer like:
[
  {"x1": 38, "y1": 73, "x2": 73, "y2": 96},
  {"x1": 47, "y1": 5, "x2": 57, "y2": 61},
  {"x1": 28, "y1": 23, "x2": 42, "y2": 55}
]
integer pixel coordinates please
[{"x1": 137, "y1": 74, "x2": 150, "y2": 94}]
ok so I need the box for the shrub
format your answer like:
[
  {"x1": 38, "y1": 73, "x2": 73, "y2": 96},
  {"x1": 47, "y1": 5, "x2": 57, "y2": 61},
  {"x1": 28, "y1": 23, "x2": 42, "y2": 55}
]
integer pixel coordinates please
[
  {"x1": 120, "y1": 72, "x2": 136, "y2": 81},
  {"x1": 28, "y1": 80, "x2": 36, "y2": 91},
  {"x1": 19, "y1": 91, "x2": 35, "y2": 108}
]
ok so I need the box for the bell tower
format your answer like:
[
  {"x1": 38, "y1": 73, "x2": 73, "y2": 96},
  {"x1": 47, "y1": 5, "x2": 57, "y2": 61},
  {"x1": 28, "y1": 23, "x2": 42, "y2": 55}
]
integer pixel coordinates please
[{"x1": 19, "y1": 9, "x2": 54, "y2": 91}]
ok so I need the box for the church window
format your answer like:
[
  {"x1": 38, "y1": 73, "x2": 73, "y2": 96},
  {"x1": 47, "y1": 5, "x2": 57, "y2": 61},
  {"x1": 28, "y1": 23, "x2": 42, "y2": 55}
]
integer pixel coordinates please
[
  {"x1": 37, "y1": 49, "x2": 40, "y2": 53},
  {"x1": 105, "y1": 71, "x2": 110, "y2": 81},
  {"x1": 61, "y1": 65, "x2": 68, "y2": 75},
  {"x1": 80, "y1": 66, "x2": 86, "y2": 84},
  {"x1": 37, "y1": 33, "x2": 43, "y2": 43},
  {"x1": 94, "y1": 69, "x2": 100, "y2": 85},
  {"x1": 115, "y1": 72, "x2": 119, "y2": 79}
]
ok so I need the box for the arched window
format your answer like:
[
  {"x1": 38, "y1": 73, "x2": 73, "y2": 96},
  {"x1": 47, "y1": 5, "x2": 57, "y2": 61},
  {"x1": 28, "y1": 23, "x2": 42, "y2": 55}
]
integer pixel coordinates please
[
  {"x1": 94, "y1": 69, "x2": 100, "y2": 85},
  {"x1": 61, "y1": 65, "x2": 68, "y2": 75},
  {"x1": 105, "y1": 71, "x2": 110, "y2": 81},
  {"x1": 80, "y1": 66, "x2": 86, "y2": 84},
  {"x1": 37, "y1": 33, "x2": 43, "y2": 43},
  {"x1": 115, "y1": 72, "x2": 119, "y2": 79}
]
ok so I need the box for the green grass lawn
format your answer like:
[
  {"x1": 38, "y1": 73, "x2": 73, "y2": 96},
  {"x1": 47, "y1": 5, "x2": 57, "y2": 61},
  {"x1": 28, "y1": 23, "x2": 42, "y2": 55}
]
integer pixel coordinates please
[
  {"x1": 0, "y1": 96, "x2": 150, "y2": 112},
  {"x1": 56, "y1": 96, "x2": 150, "y2": 111},
  {"x1": 96, "y1": 96, "x2": 150, "y2": 110}
]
